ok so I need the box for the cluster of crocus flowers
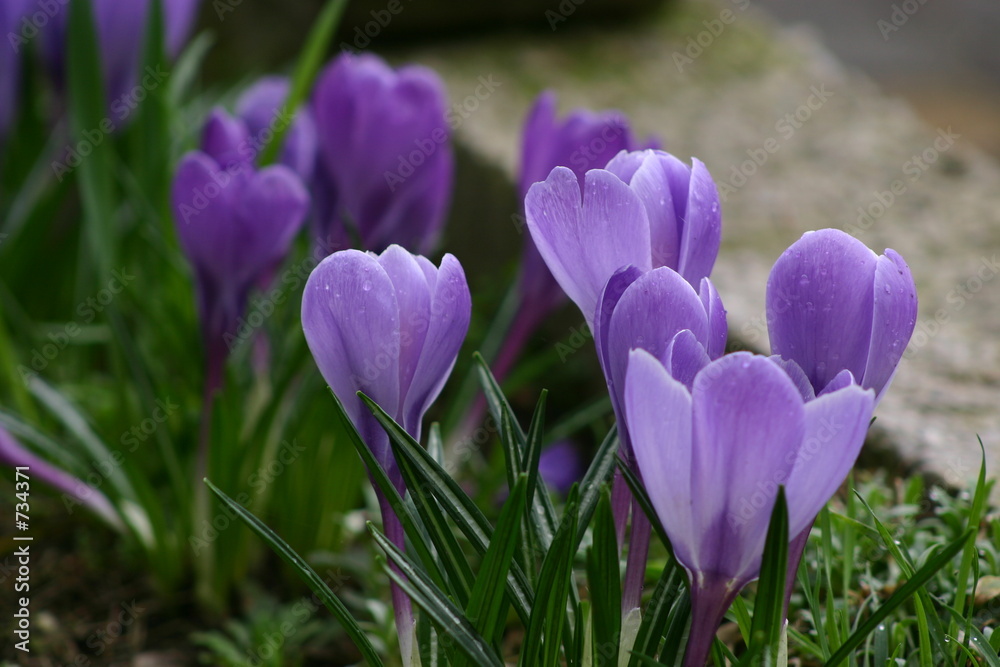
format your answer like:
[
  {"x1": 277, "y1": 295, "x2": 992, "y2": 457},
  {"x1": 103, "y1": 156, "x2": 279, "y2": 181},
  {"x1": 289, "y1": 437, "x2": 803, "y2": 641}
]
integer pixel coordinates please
[
  {"x1": 525, "y1": 146, "x2": 724, "y2": 611},
  {"x1": 525, "y1": 143, "x2": 917, "y2": 663},
  {"x1": 301, "y1": 245, "x2": 471, "y2": 663},
  {"x1": 310, "y1": 53, "x2": 454, "y2": 255}
]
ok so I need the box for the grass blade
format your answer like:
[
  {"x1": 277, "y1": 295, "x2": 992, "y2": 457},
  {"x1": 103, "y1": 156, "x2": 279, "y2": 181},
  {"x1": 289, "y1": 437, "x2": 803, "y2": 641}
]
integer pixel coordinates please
[
  {"x1": 465, "y1": 474, "x2": 527, "y2": 648},
  {"x1": 587, "y1": 486, "x2": 621, "y2": 666},
  {"x1": 359, "y1": 392, "x2": 535, "y2": 624},
  {"x1": 203, "y1": 479, "x2": 384, "y2": 666},
  {"x1": 259, "y1": 0, "x2": 347, "y2": 166},
  {"x1": 370, "y1": 524, "x2": 503, "y2": 667},
  {"x1": 743, "y1": 487, "x2": 789, "y2": 666},
  {"x1": 824, "y1": 529, "x2": 972, "y2": 667}
]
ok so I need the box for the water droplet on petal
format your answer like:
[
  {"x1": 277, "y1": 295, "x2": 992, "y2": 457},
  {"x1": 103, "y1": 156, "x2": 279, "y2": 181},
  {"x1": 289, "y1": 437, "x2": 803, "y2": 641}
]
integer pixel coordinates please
[{"x1": 362, "y1": 280, "x2": 372, "y2": 292}]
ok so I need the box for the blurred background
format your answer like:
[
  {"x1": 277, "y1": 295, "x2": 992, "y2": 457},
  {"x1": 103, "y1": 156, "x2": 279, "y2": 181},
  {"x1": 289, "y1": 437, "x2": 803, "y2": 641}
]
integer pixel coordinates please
[{"x1": 203, "y1": 0, "x2": 1000, "y2": 156}]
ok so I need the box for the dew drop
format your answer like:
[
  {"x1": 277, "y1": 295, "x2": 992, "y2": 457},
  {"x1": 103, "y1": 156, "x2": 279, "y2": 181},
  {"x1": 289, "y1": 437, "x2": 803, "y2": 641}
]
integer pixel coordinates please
[{"x1": 362, "y1": 280, "x2": 372, "y2": 292}]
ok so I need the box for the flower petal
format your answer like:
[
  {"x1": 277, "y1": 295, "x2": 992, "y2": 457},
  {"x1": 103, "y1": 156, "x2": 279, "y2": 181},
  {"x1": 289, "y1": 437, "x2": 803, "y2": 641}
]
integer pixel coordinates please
[
  {"x1": 525, "y1": 166, "x2": 651, "y2": 327},
  {"x1": 376, "y1": 245, "x2": 432, "y2": 410},
  {"x1": 863, "y1": 249, "x2": 918, "y2": 403},
  {"x1": 676, "y1": 158, "x2": 722, "y2": 285},
  {"x1": 233, "y1": 165, "x2": 310, "y2": 283},
  {"x1": 664, "y1": 330, "x2": 711, "y2": 390},
  {"x1": 301, "y1": 250, "x2": 401, "y2": 465},
  {"x1": 699, "y1": 278, "x2": 728, "y2": 359},
  {"x1": 690, "y1": 352, "x2": 804, "y2": 581},
  {"x1": 627, "y1": 153, "x2": 680, "y2": 270},
  {"x1": 767, "y1": 355, "x2": 816, "y2": 402},
  {"x1": 402, "y1": 253, "x2": 471, "y2": 437},
  {"x1": 624, "y1": 349, "x2": 696, "y2": 571},
  {"x1": 784, "y1": 385, "x2": 874, "y2": 537},
  {"x1": 201, "y1": 108, "x2": 251, "y2": 169},
  {"x1": 767, "y1": 229, "x2": 878, "y2": 392}
]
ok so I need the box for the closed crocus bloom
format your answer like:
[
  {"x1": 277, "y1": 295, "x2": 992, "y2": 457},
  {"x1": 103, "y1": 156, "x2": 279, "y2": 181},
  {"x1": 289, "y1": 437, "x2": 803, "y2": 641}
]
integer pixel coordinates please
[
  {"x1": 41, "y1": 0, "x2": 200, "y2": 113},
  {"x1": 235, "y1": 76, "x2": 317, "y2": 181},
  {"x1": 625, "y1": 350, "x2": 874, "y2": 667},
  {"x1": 525, "y1": 149, "x2": 721, "y2": 329},
  {"x1": 311, "y1": 53, "x2": 453, "y2": 255},
  {"x1": 301, "y1": 246, "x2": 470, "y2": 664},
  {"x1": 301, "y1": 245, "x2": 471, "y2": 486},
  {"x1": 594, "y1": 265, "x2": 726, "y2": 458},
  {"x1": 767, "y1": 228, "x2": 917, "y2": 404},
  {"x1": 171, "y1": 108, "x2": 309, "y2": 386}
]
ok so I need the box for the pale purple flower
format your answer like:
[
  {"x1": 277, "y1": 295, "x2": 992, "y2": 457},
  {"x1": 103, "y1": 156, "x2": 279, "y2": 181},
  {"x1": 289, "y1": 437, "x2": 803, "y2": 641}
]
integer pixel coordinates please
[
  {"x1": 301, "y1": 245, "x2": 470, "y2": 662},
  {"x1": 625, "y1": 349, "x2": 874, "y2": 667},
  {"x1": 524, "y1": 149, "x2": 721, "y2": 329},
  {"x1": 301, "y1": 245, "x2": 471, "y2": 486},
  {"x1": 767, "y1": 228, "x2": 917, "y2": 404},
  {"x1": 171, "y1": 109, "x2": 309, "y2": 386},
  {"x1": 310, "y1": 53, "x2": 453, "y2": 255},
  {"x1": 235, "y1": 76, "x2": 317, "y2": 180},
  {"x1": 0, "y1": 425, "x2": 121, "y2": 529},
  {"x1": 39, "y1": 0, "x2": 200, "y2": 113}
]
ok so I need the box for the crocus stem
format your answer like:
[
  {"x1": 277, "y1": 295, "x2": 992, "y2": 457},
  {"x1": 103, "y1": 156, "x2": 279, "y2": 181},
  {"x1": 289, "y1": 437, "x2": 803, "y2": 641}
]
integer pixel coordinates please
[
  {"x1": 685, "y1": 576, "x2": 739, "y2": 667},
  {"x1": 194, "y1": 339, "x2": 225, "y2": 610},
  {"x1": 610, "y1": 468, "x2": 631, "y2": 552},
  {"x1": 622, "y1": 497, "x2": 651, "y2": 613},
  {"x1": 784, "y1": 523, "x2": 813, "y2": 616},
  {"x1": 377, "y1": 492, "x2": 415, "y2": 667}
]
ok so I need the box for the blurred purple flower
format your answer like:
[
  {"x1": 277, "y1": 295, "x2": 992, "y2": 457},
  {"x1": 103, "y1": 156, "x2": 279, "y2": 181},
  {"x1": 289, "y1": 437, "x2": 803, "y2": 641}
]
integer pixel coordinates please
[
  {"x1": 767, "y1": 228, "x2": 917, "y2": 404},
  {"x1": 0, "y1": 425, "x2": 121, "y2": 529},
  {"x1": 625, "y1": 349, "x2": 873, "y2": 667},
  {"x1": 310, "y1": 53, "x2": 453, "y2": 255},
  {"x1": 235, "y1": 76, "x2": 317, "y2": 181},
  {"x1": 171, "y1": 107, "x2": 309, "y2": 388},
  {"x1": 524, "y1": 149, "x2": 721, "y2": 330},
  {"x1": 538, "y1": 440, "x2": 586, "y2": 495},
  {"x1": 301, "y1": 245, "x2": 470, "y2": 662},
  {"x1": 1, "y1": 0, "x2": 33, "y2": 140},
  {"x1": 39, "y1": 0, "x2": 200, "y2": 114}
]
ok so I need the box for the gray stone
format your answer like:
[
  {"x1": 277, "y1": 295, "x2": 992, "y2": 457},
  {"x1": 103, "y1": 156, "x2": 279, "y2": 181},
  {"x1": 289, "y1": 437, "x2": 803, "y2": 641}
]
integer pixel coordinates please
[{"x1": 405, "y1": 0, "x2": 1000, "y2": 498}]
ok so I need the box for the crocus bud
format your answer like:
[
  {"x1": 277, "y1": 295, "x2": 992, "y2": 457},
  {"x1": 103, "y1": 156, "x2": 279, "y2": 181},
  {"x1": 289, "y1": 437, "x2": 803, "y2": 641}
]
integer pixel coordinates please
[
  {"x1": 525, "y1": 149, "x2": 721, "y2": 329},
  {"x1": 40, "y1": 0, "x2": 200, "y2": 114},
  {"x1": 235, "y1": 76, "x2": 317, "y2": 181},
  {"x1": 311, "y1": 53, "x2": 453, "y2": 255},
  {"x1": 767, "y1": 228, "x2": 918, "y2": 404},
  {"x1": 171, "y1": 108, "x2": 309, "y2": 382},
  {"x1": 0, "y1": 425, "x2": 121, "y2": 529},
  {"x1": 593, "y1": 265, "x2": 727, "y2": 462},
  {"x1": 301, "y1": 245, "x2": 471, "y2": 487},
  {"x1": 625, "y1": 350, "x2": 874, "y2": 667},
  {"x1": 538, "y1": 440, "x2": 586, "y2": 495}
]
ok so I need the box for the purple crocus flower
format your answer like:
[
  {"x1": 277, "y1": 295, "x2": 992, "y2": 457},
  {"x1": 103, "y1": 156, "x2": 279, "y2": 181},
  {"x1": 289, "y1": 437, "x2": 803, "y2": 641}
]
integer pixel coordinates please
[
  {"x1": 766, "y1": 228, "x2": 917, "y2": 608},
  {"x1": 0, "y1": 425, "x2": 121, "y2": 529},
  {"x1": 625, "y1": 349, "x2": 874, "y2": 667},
  {"x1": 301, "y1": 245, "x2": 471, "y2": 663},
  {"x1": 171, "y1": 108, "x2": 309, "y2": 391},
  {"x1": 767, "y1": 228, "x2": 918, "y2": 403},
  {"x1": 310, "y1": 53, "x2": 453, "y2": 255},
  {"x1": 39, "y1": 0, "x2": 200, "y2": 116},
  {"x1": 489, "y1": 93, "x2": 652, "y2": 382},
  {"x1": 524, "y1": 148, "x2": 721, "y2": 330},
  {"x1": 235, "y1": 76, "x2": 317, "y2": 181}
]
